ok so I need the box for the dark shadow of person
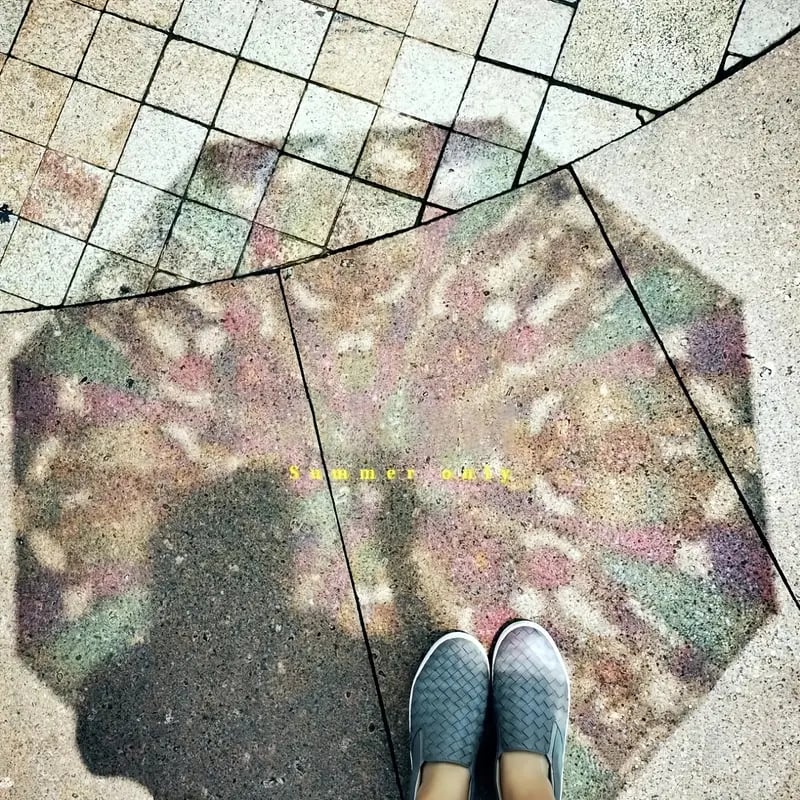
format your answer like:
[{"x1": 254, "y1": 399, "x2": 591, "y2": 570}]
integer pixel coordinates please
[{"x1": 75, "y1": 469, "x2": 397, "y2": 800}]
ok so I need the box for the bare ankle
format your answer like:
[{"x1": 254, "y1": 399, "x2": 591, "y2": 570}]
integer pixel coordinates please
[
  {"x1": 416, "y1": 762, "x2": 471, "y2": 800},
  {"x1": 499, "y1": 752, "x2": 555, "y2": 800}
]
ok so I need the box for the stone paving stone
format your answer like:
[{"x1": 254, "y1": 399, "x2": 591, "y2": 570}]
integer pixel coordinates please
[
  {"x1": 312, "y1": 14, "x2": 402, "y2": 104},
  {"x1": 338, "y1": 0, "x2": 415, "y2": 31},
  {"x1": 106, "y1": 0, "x2": 183, "y2": 29},
  {"x1": 188, "y1": 130, "x2": 278, "y2": 220},
  {"x1": 0, "y1": 58, "x2": 71, "y2": 145},
  {"x1": 328, "y1": 180, "x2": 420, "y2": 248},
  {"x1": 556, "y1": 0, "x2": 740, "y2": 110},
  {"x1": 174, "y1": 0, "x2": 258, "y2": 54},
  {"x1": 429, "y1": 133, "x2": 520, "y2": 209},
  {"x1": 240, "y1": 223, "x2": 321, "y2": 272},
  {"x1": 284, "y1": 172, "x2": 776, "y2": 796},
  {"x1": 481, "y1": 0, "x2": 573, "y2": 75},
  {"x1": 66, "y1": 245, "x2": 153, "y2": 303},
  {"x1": 575, "y1": 31, "x2": 800, "y2": 585},
  {"x1": 242, "y1": 0, "x2": 332, "y2": 79},
  {"x1": 285, "y1": 85, "x2": 377, "y2": 172},
  {"x1": 0, "y1": 0, "x2": 29, "y2": 54},
  {"x1": 383, "y1": 38, "x2": 473, "y2": 126},
  {"x1": 0, "y1": 219, "x2": 83, "y2": 304},
  {"x1": 117, "y1": 106, "x2": 207, "y2": 194},
  {"x1": 11, "y1": 0, "x2": 99, "y2": 77},
  {"x1": 216, "y1": 61, "x2": 304, "y2": 148},
  {"x1": 0, "y1": 131, "x2": 44, "y2": 211},
  {"x1": 0, "y1": 287, "x2": 36, "y2": 311},
  {"x1": 520, "y1": 86, "x2": 641, "y2": 181},
  {"x1": 729, "y1": 0, "x2": 800, "y2": 57},
  {"x1": 407, "y1": 0, "x2": 495, "y2": 55},
  {"x1": 455, "y1": 61, "x2": 548, "y2": 151},
  {"x1": 20, "y1": 149, "x2": 111, "y2": 239},
  {"x1": 257, "y1": 155, "x2": 349, "y2": 246},
  {"x1": 356, "y1": 108, "x2": 448, "y2": 197},
  {"x1": 50, "y1": 81, "x2": 139, "y2": 170},
  {"x1": 5, "y1": 278, "x2": 397, "y2": 799},
  {"x1": 89, "y1": 175, "x2": 180, "y2": 265},
  {"x1": 159, "y1": 201, "x2": 251, "y2": 282},
  {"x1": 146, "y1": 40, "x2": 235, "y2": 125},
  {"x1": 78, "y1": 14, "x2": 166, "y2": 100}
]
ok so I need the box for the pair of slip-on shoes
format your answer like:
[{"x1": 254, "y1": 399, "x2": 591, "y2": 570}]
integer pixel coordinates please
[{"x1": 408, "y1": 620, "x2": 570, "y2": 800}]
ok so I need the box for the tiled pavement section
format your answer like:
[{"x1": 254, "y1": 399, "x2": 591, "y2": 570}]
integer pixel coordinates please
[
  {"x1": 0, "y1": 16, "x2": 799, "y2": 800},
  {"x1": 0, "y1": 1, "x2": 799, "y2": 309}
]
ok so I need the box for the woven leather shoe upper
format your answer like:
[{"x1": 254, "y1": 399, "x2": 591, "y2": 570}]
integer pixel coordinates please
[
  {"x1": 409, "y1": 634, "x2": 489, "y2": 769},
  {"x1": 493, "y1": 623, "x2": 570, "y2": 799}
]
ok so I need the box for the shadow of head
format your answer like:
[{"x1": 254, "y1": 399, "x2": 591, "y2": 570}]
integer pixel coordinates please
[{"x1": 75, "y1": 468, "x2": 390, "y2": 800}]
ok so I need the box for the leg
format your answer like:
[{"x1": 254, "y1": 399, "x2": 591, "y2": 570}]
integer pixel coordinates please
[
  {"x1": 492, "y1": 621, "x2": 571, "y2": 800},
  {"x1": 408, "y1": 631, "x2": 490, "y2": 800}
]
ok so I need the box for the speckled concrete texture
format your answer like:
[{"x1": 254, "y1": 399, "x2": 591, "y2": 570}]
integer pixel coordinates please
[
  {"x1": 1, "y1": 285, "x2": 397, "y2": 799},
  {"x1": 575, "y1": 34, "x2": 800, "y2": 795},
  {"x1": 556, "y1": 0, "x2": 740, "y2": 109},
  {"x1": 283, "y1": 173, "x2": 776, "y2": 797},
  {"x1": 575, "y1": 30, "x2": 800, "y2": 585}
]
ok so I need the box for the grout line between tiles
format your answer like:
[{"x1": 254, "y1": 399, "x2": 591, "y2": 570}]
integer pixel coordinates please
[
  {"x1": 716, "y1": 0, "x2": 748, "y2": 80},
  {"x1": 277, "y1": 271, "x2": 405, "y2": 800},
  {"x1": 570, "y1": 164, "x2": 800, "y2": 613}
]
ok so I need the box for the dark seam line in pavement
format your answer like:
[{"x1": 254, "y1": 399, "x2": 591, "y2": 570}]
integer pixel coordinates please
[
  {"x1": 277, "y1": 272, "x2": 405, "y2": 800},
  {"x1": 5, "y1": 21, "x2": 798, "y2": 315},
  {"x1": 570, "y1": 165, "x2": 800, "y2": 613},
  {"x1": 716, "y1": 0, "x2": 748, "y2": 81},
  {"x1": 512, "y1": 1, "x2": 579, "y2": 187},
  {"x1": 413, "y1": 0, "x2": 503, "y2": 224}
]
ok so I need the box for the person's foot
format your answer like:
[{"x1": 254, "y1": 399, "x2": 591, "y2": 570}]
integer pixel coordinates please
[
  {"x1": 409, "y1": 631, "x2": 490, "y2": 800},
  {"x1": 492, "y1": 621, "x2": 570, "y2": 800}
]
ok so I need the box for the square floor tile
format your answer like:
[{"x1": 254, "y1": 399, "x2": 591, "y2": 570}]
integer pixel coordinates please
[
  {"x1": 20, "y1": 149, "x2": 111, "y2": 239},
  {"x1": 257, "y1": 155, "x2": 348, "y2": 245},
  {"x1": 337, "y1": 0, "x2": 415, "y2": 31},
  {"x1": 356, "y1": 108, "x2": 447, "y2": 196},
  {"x1": 312, "y1": 15, "x2": 402, "y2": 103},
  {"x1": 0, "y1": 288, "x2": 37, "y2": 312},
  {"x1": 106, "y1": 0, "x2": 183, "y2": 29},
  {"x1": 0, "y1": 58, "x2": 71, "y2": 144},
  {"x1": 242, "y1": 0, "x2": 331, "y2": 78},
  {"x1": 159, "y1": 201, "x2": 251, "y2": 282},
  {"x1": 188, "y1": 129, "x2": 278, "y2": 219},
  {"x1": 521, "y1": 86, "x2": 641, "y2": 181},
  {"x1": 89, "y1": 175, "x2": 180, "y2": 265},
  {"x1": 383, "y1": 39, "x2": 473, "y2": 126},
  {"x1": 407, "y1": 0, "x2": 494, "y2": 54},
  {"x1": 12, "y1": 0, "x2": 99, "y2": 76},
  {"x1": 239, "y1": 223, "x2": 321, "y2": 273},
  {"x1": 118, "y1": 106, "x2": 208, "y2": 193},
  {"x1": 147, "y1": 40, "x2": 235, "y2": 124},
  {"x1": 0, "y1": 219, "x2": 83, "y2": 304},
  {"x1": 79, "y1": 14, "x2": 166, "y2": 99},
  {"x1": 0, "y1": 131, "x2": 44, "y2": 209},
  {"x1": 455, "y1": 61, "x2": 547, "y2": 150},
  {"x1": 286, "y1": 85, "x2": 376, "y2": 171},
  {"x1": 481, "y1": 0, "x2": 572, "y2": 75},
  {"x1": 66, "y1": 244, "x2": 153, "y2": 302},
  {"x1": 428, "y1": 133, "x2": 519, "y2": 208},
  {"x1": 50, "y1": 81, "x2": 138, "y2": 169},
  {"x1": 328, "y1": 180, "x2": 419, "y2": 248},
  {"x1": 175, "y1": 0, "x2": 258, "y2": 54},
  {"x1": 216, "y1": 61, "x2": 304, "y2": 147},
  {"x1": 1, "y1": 1, "x2": 29, "y2": 54}
]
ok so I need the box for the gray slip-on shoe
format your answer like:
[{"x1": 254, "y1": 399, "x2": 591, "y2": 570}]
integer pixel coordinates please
[
  {"x1": 408, "y1": 631, "x2": 490, "y2": 800},
  {"x1": 492, "y1": 620, "x2": 570, "y2": 800}
]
